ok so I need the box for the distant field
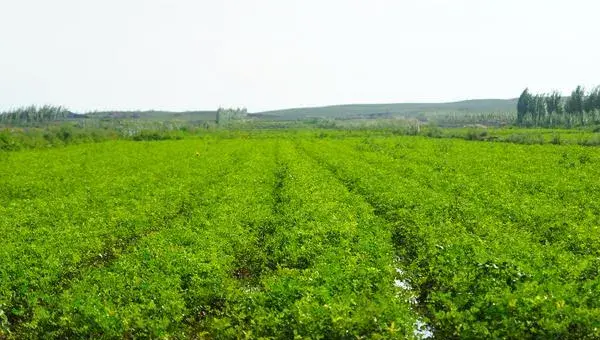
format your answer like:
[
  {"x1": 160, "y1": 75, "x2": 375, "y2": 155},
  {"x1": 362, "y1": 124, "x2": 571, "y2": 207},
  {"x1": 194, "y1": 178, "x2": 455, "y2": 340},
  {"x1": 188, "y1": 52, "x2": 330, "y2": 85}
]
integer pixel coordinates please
[{"x1": 1, "y1": 132, "x2": 599, "y2": 338}]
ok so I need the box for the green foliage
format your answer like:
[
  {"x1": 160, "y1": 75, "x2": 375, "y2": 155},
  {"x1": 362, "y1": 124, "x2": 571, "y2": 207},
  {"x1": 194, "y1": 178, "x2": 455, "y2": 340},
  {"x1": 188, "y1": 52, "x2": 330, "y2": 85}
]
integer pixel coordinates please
[
  {"x1": 216, "y1": 107, "x2": 248, "y2": 125},
  {"x1": 0, "y1": 105, "x2": 70, "y2": 125},
  {"x1": 2, "y1": 131, "x2": 600, "y2": 338},
  {"x1": 565, "y1": 86, "x2": 586, "y2": 123},
  {"x1": 517, "y1": 88, "x2": 532, "y2": 124},
  {"x1": 301, "y1": 135, "x2": 600, "y2": 338},
  {"x1": 464, "y1": 129, "x2": 489, "y2": 141},
  {"x1": 131, "y1": 130, "x2": 184, "y2": 141},
  {"x1": 545, "y1": 91, "x2": 563, "y2": 115},
  {"x1": 503, "y1": 133, "x2": 545, "y2": 145},
  {"x1": 517, "y1": 85, "x2": 600, "y2": 127},
  {"x1": 0, "y1": 126, "x2": 120, "y2": 151}
]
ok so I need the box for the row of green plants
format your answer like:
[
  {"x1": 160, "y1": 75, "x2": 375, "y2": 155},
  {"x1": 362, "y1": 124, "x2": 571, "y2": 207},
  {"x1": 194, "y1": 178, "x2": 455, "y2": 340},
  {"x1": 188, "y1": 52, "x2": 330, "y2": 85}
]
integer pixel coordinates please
[
  {"x1": 34, "y1": 139, "x2": 279, "y2": 338},
  {"x1": 3, "y1": 131, "x2": 600, "y2": 338},
  {"x1": 383, "y1": 125, "x2": 600, "y2": 147},
  {"x1": 3, "y1": 117, "x2": 600, "y2": 153},
  {"x1": 217, "y1": 141, "x2": 418, "y2": 338},
  {"x1": 0, "y1": 125, "x2": 195, "y2": 151},
  {"x1": 431, "y1": 112, "x2": 515, "y2": 127},
  {"x1": 1, "y1": 137, "x2": 427, "y2": 338},
  {"x1": 0, "y1": 139, "x2": 247, "y2": 337},
  {"x1": 300, "y1": 136, "x2": 600, "y2": 339}
]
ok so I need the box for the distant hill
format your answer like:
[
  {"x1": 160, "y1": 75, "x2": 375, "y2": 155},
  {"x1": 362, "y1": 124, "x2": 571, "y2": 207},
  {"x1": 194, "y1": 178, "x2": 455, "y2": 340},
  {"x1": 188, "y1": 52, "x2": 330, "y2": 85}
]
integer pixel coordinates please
[
  {"x1": 255, "y1": 99, "x2": 518, "y2": 120},
  {"x1": 84, "y1": 110, "x2": 217, "y2": 121},
  {"x1": 71, "y1": 99, "x2": 517, "y2": 123}
]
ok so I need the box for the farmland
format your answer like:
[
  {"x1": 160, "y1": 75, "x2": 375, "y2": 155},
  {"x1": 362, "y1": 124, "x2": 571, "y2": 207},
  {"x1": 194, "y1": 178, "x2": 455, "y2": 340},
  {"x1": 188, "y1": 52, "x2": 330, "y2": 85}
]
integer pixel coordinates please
[{"x1": 1, "y1": 132, "x2": 600, "y2": 338}]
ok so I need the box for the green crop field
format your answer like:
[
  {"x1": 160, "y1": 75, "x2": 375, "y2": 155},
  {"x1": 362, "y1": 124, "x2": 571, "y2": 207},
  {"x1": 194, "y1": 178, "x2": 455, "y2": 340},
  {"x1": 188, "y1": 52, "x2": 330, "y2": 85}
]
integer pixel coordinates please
[{"x1": 1, "y1": 132, "x2": 600, "y2": 339}]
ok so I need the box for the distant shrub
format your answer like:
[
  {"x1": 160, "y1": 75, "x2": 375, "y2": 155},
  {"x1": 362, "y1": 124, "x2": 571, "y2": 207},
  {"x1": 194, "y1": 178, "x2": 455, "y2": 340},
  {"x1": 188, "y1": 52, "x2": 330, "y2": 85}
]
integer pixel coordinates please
[
  {"x1": 58, "y1": 126, "x2": 73, "y2": 143},
  {"x1": 0, "y1": 125, "x2": 122, "y2": 151},
  {"x1": 464, "y1": 129, "x2": 488, "y2": 141},
  {"x1": 503, "y1": 133, "x2": 544, "y2": 145},
  {"x1": 43, "y1": 130, "x2": 61, "y2": 146},
  {"x1": 390, "y1": 125, "x2": 419, "y2": 136},
  {"x1": 578, "y1": 135, "x2": 600, "y2": 146},
  {"x1": 423, "y1": 125, "x2": 443, "y2": 138},
  {"x1": 131, "y1": 130, "x2": 183, "y2": 141},
  {"x1": 0, "y1": 130, "x2": 20, "y2": 151}
]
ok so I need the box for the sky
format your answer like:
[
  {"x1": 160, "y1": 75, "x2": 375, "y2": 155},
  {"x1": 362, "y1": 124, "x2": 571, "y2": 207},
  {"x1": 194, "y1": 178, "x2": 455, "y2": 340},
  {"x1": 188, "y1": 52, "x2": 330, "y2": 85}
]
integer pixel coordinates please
[{"x1": 0, "y1": 0, "x2": 599, "y2": 113}]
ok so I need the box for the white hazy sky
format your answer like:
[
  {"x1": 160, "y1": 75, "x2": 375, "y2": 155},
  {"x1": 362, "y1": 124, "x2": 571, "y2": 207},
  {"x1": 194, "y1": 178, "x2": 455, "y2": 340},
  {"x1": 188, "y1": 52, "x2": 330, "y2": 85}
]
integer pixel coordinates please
[{"x1": 1, "y1": 0, "x2": 599, "y2": 112}]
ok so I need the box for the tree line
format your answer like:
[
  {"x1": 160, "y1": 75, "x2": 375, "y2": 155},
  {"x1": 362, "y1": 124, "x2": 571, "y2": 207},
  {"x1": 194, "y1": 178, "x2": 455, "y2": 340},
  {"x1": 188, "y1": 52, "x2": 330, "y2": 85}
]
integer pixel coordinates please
[
  {"x1": 517, "y1": 85, "x2": 600, "y2": 127},
  {"x1": 216, "y1": 107, "x2": 248, "y2": 125},
  {"x1": 0, "y1": 105, "x2": 70, "y2": 124}
]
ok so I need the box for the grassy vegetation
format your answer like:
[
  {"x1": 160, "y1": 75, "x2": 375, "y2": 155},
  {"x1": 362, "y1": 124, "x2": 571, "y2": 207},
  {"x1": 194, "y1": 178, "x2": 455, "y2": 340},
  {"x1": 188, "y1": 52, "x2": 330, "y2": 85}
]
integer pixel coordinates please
[
  {"x1": 301, "y1": 136, "x2": 600, "y2": 338},
  {"x1": 3, "y1": 120, "x2": 600, "y2": 155},
  {"x1": 1, "y1": 129, "x2": 600, "y2": 338}
]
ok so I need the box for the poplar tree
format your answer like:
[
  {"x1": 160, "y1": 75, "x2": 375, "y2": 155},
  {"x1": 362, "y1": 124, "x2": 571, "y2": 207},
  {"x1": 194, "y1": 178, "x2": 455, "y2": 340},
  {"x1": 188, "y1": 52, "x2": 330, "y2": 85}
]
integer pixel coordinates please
[
  {"x1": 565, "y1": 86, "x2": 585, "y2": 124},
  {"x1": 517, "y1": 88, "x2": 532, "y2": 125}
]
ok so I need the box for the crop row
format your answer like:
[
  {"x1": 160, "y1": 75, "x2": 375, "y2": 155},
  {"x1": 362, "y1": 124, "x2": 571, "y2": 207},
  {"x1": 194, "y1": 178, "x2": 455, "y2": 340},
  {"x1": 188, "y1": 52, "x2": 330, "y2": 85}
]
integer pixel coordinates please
[
  {"x1": 2, "y1": 138, "x2": 435, "y2": 338},
  {"x1": 3, "y1": 134, "x2": 599, "y2": 338},
  {"x1": 0, "y1": 139, "x2": 252, "y2": 337},
  {"x1": 299, "y1": 136, "x2": 600, "y2": 339},
  {"x1": 213, "y1": 141, "x2": 419, "y2": 338}
]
